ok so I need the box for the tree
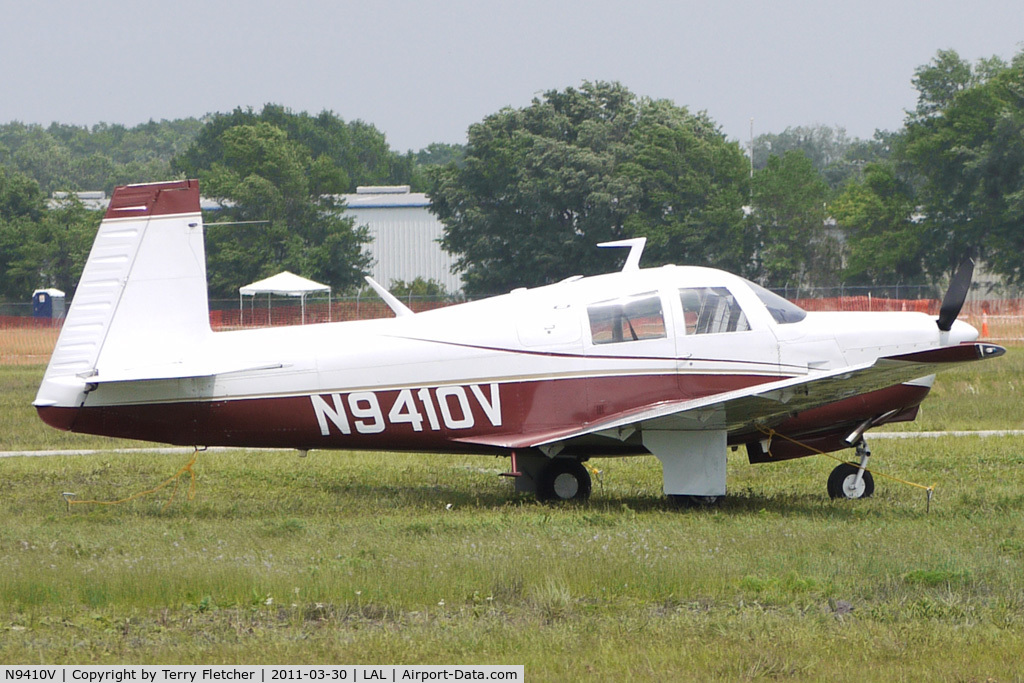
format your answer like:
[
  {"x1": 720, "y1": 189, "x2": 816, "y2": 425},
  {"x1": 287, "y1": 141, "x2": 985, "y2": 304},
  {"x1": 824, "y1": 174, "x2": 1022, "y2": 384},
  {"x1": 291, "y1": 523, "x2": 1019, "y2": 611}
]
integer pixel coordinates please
[
  {"x1": 0, "y1": 166, "x2": 44, "y2": 299},
  {"x1": 747, "y1": 151, "x2": 836, "y2": 287},
  {"x1": 10, "y1": 135, "x2": 74, "y2": 194},
  {"x1": 622, "y1": 100, "x2": 750, "y2": 273},
  {"x1": 430, "y1": 83, "x2": 632, "y2": 295},
  {"x1": 22, "y1": 201, "x2": 99, "y2": 297},
  {"x1": 0, "y1": 164, "x2": 43, "y2": 221},
  {"x1": 0, "y1": 167, "x2": 98, "y2": 299},
  {"x1": 387, "y1": 277, "x2": 449, "y2": 298},
  {"x1": 429, "y1": 82, "x2": 750, "y2": 295},
  {"x1": 409, "y1": 143, "x2": 467, "y2": 191},
  {"x1": 753, "y1": 124, "x2": 893, "y2": 190},
  {"x1": 416, "y1": 143, "x2": 466, "y2": 168},
  {"x1": 185, "y1": 121, "x2": 372, "y2": 298},
  {"x1": 830, "y1": 162, "x2": 924, "y2": 285},
  {"x1": 172, "y1": 105, "x2": 409, "y2": 192},
  {"x1": 908, "y1": 49, "x2": 984, "y2": 123},
  {"x1": 0, "y1": 216, "x2": 35, "y2": 300},
  {"x1": 1, "y1": 119, "x2": 202, "y2": 194},
  {"x1": 754, "y1": 124, "x2": 853, "y2": 172},
  {"x1": 899, "y1": 49, "x2": 1024, "y2": 282}
]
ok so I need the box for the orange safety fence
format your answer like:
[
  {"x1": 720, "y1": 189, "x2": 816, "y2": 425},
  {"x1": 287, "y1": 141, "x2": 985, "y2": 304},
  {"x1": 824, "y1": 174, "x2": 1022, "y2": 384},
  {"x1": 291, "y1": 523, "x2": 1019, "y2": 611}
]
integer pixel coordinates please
[
  {"x1": 210, "y1": 299, "x2": 452, "y2": 329},
  {"x1": 0, "y1": 319, "x2": 62, "y2": 365},
  {"x1": 793, "y1": 296, "x2": 938, "y2": 313},
  {"x1": 3, "y1": 297, "x2": 1023, "y2": 365}
]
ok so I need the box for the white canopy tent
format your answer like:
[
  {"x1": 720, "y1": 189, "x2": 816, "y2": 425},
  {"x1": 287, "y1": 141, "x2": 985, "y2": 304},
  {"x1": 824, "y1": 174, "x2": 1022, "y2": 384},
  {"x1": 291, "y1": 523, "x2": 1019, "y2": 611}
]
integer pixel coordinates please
[{"x1": 239, "y1": 271, "x2": 331, "y2": 325}]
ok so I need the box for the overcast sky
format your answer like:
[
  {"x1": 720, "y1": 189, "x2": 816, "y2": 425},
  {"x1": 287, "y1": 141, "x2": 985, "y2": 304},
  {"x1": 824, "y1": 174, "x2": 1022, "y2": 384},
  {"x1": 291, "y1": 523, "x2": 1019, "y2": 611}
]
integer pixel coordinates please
[{"x1": 1, "y1": 0, "x2": 1021, "y2": 151}]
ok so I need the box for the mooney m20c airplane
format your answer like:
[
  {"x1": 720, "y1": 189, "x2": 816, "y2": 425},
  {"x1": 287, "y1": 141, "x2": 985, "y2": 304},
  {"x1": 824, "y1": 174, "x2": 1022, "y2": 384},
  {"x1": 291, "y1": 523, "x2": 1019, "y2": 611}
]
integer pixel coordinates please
[{"x1": 36, "y1": 180, "x2": 1004, "y2": 504}]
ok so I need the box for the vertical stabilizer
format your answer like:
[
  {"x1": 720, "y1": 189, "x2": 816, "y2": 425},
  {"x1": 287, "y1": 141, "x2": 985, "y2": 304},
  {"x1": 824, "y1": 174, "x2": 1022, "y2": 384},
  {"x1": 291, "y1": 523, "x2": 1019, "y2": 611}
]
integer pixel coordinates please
[{"x1": 35, "y1": 180, "x2": 211, "y2": 414}]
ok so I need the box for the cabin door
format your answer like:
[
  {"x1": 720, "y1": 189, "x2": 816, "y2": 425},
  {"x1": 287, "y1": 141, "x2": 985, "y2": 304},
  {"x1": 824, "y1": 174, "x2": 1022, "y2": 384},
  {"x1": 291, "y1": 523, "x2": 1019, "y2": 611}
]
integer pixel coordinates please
[{"x1": 671, "y1": 286, "x2": 781, "y2": 400}]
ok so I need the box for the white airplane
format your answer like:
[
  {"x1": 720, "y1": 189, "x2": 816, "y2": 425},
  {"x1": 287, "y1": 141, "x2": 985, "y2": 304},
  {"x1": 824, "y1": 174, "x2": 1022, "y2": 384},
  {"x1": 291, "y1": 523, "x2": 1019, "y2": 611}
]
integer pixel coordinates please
[{"x1": 35, "y1": 180, "x2": 1004, "y2": 504}]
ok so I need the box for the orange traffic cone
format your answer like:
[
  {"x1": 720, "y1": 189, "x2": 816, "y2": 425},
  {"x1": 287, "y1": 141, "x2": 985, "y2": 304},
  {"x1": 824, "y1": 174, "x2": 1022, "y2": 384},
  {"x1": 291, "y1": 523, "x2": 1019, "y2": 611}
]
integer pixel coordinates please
[{"x1": 982, "y1": 311, "x2": 989, "y2": 338}]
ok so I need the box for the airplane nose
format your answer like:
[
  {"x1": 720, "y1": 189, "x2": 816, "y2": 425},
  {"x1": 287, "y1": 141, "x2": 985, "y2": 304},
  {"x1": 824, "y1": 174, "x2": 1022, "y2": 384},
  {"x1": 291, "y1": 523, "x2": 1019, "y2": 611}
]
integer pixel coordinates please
[{"x1": 947, "y1": 318, "x2": 979, "y2": 345}]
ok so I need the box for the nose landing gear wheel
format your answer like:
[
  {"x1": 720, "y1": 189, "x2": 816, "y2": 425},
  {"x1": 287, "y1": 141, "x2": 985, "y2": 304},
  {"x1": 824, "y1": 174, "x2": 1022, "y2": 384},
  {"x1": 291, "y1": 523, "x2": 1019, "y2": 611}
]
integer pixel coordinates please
[
  {"x1": 537, "y1": 459, "x2": 592, "y2": 502},
  {"x1": 827, "y1": 463, "x2": 874, "y2": 500}
]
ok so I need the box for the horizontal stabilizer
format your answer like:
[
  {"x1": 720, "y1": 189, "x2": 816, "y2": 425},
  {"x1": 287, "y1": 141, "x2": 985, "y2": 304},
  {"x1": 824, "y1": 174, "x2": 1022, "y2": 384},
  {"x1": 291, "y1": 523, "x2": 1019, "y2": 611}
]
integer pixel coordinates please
[{"x1": 86, "y1": 361, "x2": 286, "y2": 384}]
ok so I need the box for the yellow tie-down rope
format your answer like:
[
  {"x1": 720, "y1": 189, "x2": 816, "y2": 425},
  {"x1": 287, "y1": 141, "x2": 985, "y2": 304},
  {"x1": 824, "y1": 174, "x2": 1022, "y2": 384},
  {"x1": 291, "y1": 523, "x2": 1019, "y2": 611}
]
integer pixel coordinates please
[
  {"x1": 62, "y1": 447, "x2": 203, "y2": 512},
  {"x1": 756, "y1": 426, "x2": 935, "y2": 511}
]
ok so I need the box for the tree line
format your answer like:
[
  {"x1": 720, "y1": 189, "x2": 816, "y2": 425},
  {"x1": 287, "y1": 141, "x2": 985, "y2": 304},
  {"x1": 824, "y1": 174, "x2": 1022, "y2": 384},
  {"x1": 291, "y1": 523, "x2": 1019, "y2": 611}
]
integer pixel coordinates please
[
  {"x1": 1, "y1": 48, "x2": 1022, "y2": 304},
  {"x1": 0, "y1": 107, "x2": 463, "y2": 301},
  {"x1": 433, "y1": 49, "x2": 1024, "y2": 296}
]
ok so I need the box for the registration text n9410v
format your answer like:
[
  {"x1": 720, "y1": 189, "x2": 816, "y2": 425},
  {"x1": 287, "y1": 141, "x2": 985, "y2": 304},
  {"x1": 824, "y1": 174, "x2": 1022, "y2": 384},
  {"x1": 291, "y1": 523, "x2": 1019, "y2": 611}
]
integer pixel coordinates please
[{"x1": 310, "y1": 383, "x2": 502, "y2": 436}]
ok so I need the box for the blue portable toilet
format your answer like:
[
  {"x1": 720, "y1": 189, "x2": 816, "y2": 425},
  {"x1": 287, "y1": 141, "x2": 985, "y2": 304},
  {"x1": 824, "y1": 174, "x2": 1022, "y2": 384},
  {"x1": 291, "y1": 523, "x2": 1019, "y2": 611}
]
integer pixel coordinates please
[{"x1": 32, "y1": 288, "x2": 66, "y2": 319}]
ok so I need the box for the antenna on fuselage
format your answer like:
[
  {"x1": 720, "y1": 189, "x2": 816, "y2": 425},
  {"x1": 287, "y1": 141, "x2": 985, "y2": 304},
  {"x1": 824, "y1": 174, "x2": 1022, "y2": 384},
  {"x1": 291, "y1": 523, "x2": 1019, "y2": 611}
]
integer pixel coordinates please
[
  {"x1": 597, "y1": 237, "x2": 647, "y2": 272},
  {"x1": 364, "y1": 276, "x2": 415, "y2": 317}
]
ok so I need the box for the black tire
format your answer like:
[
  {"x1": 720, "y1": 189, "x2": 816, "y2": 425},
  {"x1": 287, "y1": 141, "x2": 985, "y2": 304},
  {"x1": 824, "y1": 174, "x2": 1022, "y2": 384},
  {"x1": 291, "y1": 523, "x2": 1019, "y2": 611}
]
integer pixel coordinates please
[
  {"x1": 537, "y1": 459, "x2": 592, "y2": 502},
  {"x1": 827, "y1": 463, "x2": 875, "y2": 499}
]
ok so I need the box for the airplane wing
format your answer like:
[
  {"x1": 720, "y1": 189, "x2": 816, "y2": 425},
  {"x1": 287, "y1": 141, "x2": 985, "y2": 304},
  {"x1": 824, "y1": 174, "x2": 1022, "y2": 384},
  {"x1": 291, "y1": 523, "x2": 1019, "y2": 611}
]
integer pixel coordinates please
[{"x1": 455, "y1": 342, "x2": 1006, "y2": 450}]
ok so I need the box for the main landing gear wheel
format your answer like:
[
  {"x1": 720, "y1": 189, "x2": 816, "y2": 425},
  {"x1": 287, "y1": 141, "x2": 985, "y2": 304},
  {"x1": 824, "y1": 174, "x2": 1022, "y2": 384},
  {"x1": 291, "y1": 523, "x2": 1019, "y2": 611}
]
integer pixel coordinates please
[
  {"x1": 537, "y1": 459, "x2": 592, "y2": 502},
  {"x1": 827, "y1": 463, "x2": 875, "y2": 500}
]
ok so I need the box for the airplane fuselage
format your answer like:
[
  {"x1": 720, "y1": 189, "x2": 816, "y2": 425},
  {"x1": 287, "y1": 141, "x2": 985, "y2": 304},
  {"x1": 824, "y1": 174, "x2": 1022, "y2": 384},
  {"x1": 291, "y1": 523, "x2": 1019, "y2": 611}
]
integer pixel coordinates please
[{"x1": 37, "y1": 264, "x2": 968, "y2": 456}]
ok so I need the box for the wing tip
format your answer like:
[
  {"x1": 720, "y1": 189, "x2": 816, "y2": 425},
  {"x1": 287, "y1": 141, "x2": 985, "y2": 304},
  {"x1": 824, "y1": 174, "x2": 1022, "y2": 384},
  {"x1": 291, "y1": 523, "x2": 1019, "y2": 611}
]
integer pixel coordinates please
[{"x1": 891, "y1": 343, "x2": 1006, "y2": 364}]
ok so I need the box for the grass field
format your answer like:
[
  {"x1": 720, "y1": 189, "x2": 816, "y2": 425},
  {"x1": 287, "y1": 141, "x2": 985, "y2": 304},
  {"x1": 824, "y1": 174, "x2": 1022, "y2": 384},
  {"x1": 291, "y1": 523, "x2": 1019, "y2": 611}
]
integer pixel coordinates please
[
  {"x1": 0, "y1": 326, "x2": 60, "y2": 366},
  {"x1": 1, "y1": 353, "x2": 1023, "y2": 679}
]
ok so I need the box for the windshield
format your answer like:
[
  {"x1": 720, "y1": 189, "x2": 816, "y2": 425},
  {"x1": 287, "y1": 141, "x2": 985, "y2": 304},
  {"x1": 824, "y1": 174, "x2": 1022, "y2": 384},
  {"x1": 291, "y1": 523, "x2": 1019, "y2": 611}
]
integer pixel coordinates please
[
  {"x1": 679, "y1": 287, "x2": 750, "y2": 335},
  {"x1": 743, "y1": 279, "x2": 807, "y2": 324}
]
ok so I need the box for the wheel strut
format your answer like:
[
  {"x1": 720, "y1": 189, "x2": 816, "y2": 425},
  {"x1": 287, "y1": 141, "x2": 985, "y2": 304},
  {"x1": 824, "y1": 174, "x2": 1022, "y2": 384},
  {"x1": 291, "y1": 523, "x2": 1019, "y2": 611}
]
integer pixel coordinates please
[{"x1": 852, "y1": 439, "x2": 871, "y2": 490}]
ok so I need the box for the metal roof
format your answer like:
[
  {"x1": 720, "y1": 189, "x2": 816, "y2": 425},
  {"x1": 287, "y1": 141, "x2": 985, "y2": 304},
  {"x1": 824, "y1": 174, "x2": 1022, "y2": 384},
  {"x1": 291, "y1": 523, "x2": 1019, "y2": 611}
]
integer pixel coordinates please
[{"x1": 336, "y1": 186, "x2": 430, "y2": 209}]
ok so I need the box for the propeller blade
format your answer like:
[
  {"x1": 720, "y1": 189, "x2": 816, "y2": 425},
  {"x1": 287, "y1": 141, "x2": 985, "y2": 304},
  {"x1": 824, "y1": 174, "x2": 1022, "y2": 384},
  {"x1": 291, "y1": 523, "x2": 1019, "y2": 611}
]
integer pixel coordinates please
[{"x1": 937, "y1": 258, "x2": 974, "y2": 331}]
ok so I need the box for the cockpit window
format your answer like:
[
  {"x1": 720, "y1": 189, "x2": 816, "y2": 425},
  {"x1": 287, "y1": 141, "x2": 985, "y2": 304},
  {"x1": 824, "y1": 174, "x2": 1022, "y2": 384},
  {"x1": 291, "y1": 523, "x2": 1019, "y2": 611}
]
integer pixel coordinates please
[
  {"x1": 587, "y1": 292, "x2": 667, "y2": 344},
  {"x1": 743, "y1": 279, "x2": 808, "y2": 324},
  {"x1": 679, "y1": 287, "x2": 750, "y2": 335}
]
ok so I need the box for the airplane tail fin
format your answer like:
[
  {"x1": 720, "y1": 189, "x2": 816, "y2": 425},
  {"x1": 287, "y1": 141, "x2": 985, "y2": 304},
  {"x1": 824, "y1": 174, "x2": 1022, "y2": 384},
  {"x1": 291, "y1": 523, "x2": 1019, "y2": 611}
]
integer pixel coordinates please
[{"x1": 34, "y1": 180, "x2": 211, "y2": 417}]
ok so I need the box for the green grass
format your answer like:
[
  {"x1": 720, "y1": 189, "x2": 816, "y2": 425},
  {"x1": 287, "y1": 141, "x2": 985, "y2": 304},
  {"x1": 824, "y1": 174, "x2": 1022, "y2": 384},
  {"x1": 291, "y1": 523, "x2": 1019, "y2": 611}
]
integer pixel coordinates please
[
  {"x1": 1, "y1": 352, "x2": 1022, "y2": 678},
  {"x1": 890, "y1": 346, "x2": 1024, "y2": 431},
  {"x1": 3, "y1": 445, "x2": 1024, "y2": 677},
  {"x1": 1, "y1": 365, "x2": 140, "y2": 451}
]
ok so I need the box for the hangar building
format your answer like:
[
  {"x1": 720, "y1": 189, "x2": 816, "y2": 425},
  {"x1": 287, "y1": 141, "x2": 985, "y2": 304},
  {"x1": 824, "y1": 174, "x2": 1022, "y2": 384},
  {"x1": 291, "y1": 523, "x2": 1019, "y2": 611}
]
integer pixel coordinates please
[{"x1": 338, "y1": 186, "x2": 460, "y2": 294}]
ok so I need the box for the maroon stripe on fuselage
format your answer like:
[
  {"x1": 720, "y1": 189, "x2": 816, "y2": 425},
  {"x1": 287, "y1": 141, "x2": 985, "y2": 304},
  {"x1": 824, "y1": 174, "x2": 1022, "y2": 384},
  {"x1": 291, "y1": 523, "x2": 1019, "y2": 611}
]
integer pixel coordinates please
[
  {"x1": 37, "y1": 373, "x2": 769, "y2": 449},
  {"x1": 35, "y1": 374, "x2": 931, "y2": 458}
]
